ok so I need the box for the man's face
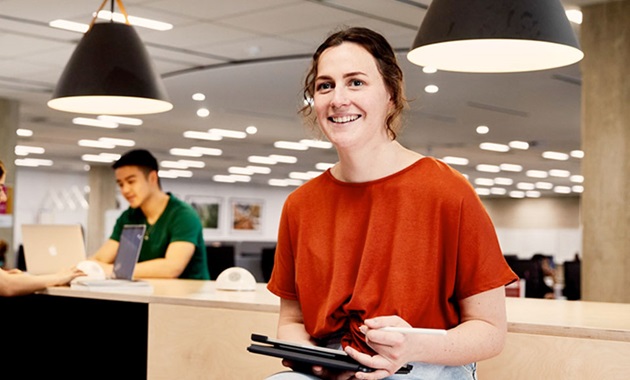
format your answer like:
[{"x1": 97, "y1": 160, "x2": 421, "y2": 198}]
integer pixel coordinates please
[{"x1": 115, "y1": 166, "x2": 154, "y2": 208}]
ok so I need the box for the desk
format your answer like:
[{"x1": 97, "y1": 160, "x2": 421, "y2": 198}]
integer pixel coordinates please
[{"x1": 3, "y1": 283, "x2": 630, "y2": 379}]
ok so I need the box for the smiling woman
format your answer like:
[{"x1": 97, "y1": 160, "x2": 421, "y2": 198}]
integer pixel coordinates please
[{"x1": 263, "y1": 26, "x2": 517, "y2": 380}]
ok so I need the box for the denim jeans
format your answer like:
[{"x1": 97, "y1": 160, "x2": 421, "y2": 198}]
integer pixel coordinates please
[{"x1": 265, "y1": 362, "x2": 477, "y2": 380}]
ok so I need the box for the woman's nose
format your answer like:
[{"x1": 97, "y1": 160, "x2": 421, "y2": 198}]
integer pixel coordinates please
[{"x1": 331, "y1": 88, "x2": 350, "y2": 108}]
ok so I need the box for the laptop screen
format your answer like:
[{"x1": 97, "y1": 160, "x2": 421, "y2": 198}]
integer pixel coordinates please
[{"x1": 112, "y1": 224, "x2": 146, "y2": 280}]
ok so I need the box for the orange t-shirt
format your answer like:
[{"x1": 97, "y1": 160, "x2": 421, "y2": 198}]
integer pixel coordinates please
[{"x1": 267, "y1": 157, "x2": 518, "y2": 353}]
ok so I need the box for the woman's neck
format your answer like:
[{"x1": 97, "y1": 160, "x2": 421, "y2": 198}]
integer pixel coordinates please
[{"x1": 332, "y1": 141, "x2": 423, "y2": 183}]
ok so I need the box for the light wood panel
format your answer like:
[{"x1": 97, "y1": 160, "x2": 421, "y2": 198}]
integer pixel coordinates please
[
  {"x1": 148, "y1": 303, "x2": 285, "y2": 380},
  {"x1": 478, "y1": 332, "x2": 630, "y2": 379}
]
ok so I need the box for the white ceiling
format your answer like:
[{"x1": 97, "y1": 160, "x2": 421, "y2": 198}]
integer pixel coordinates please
[{"x1": 0, "y1": 0, "x2": 604, "y2": 197}]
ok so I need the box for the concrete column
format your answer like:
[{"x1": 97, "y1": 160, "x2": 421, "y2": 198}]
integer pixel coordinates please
[
  {"x1": 0, "y1": 98, "x2": 18, "y2": 266},
  {"x1": 86, "y1": 164, "x2": 117, "y2": 256},
  {"x1": 581, "y1": 1, "x2": 630, "y2": 303}
]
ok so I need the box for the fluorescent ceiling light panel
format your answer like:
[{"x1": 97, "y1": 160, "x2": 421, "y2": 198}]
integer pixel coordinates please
[
  {"x1": 270, "y1": 154, "x2": 298, "y2": 164},
  {"x1": 78, "y1": 139, "x2": 115, "y2": 149},
  {"x1": 300, "y1": 139, "x2": 333, "y2": 149},
  {"x1": 442, "y1": 156, "x2": 469, "y2": 166},
  {"x1": 208, "y1": 128, "x2": 247, "y2": 139},
  {"x1": 98, "y1": 115, "x2": 143, "y2": 126},
  {"x1": 96, "y1": 11, "x2": 173, "y2": 31},
  {"x1": 479, "y1": 142, "x2": 509, "y2": 152},
  {"x1": 169, "y1": 148, "x2": 202, "y2": 157},
  {"x1": 274, "y1": 141, "x2": 308, "y2": 150},
  {"x1": 190, "y1": 147, "x2": 222, "y2": 156},
  {"x1": 99, "y1": 137, "x2": 135, "y2": 147},
  {"x1": 542, "y1": 151, "x2": 569, "y2": 160},
  {"x1": 499, "y1": 163, "x2": 522, "y2": 172},
  {"x1": 73, "y1": 117, "x2": 118, "y2": 129},
  {"x1": 184, "y1": 131, "x2": 222, "y2": 141}
]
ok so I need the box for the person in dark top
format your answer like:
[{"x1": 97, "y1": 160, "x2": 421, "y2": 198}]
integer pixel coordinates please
[{"x1": 92, "y1": 149, "x2": 209, "y2": 280}]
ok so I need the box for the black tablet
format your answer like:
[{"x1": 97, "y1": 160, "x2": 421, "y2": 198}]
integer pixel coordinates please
[{"x1": 247, "y1": 333, "x2": 412, "y2": 375}]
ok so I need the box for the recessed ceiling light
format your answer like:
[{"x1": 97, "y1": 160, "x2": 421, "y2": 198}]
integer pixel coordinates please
[
  {"x1": 476, "y1": 125, "x2": 489, "y2": 134},
  {"x1": 246, "y1": 126, "x2": 258, "y2": 134},
  {"x1": 192, "y1": 93, "x2": 206, "y2": 101},
  {"x1": 424, "y1": 84, "x2": 439, "y2": 93},
  {"x1": 197, "y1": 108, "x2": 210, "y2": 118}
]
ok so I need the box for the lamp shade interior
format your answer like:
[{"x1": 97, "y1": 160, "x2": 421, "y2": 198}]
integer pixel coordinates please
[
  {"x1": 48, "y1": 22, "x2": 172, "y2": 115},
  {"x1": 408, "y1": 0, "x2": 584, "y2": 73}
]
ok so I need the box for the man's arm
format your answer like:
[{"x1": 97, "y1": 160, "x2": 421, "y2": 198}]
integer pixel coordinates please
[
  {"x1": 132, "y1": 241, "x2": 195, "y2": 278},
  {"x1": 90, "y1": 239, "x2": 120, "y2": 275}
]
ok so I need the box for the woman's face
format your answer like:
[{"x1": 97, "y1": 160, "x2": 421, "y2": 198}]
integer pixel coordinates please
[{"x1": 313, "y1": 42, "x2": 393, "y2": 151}]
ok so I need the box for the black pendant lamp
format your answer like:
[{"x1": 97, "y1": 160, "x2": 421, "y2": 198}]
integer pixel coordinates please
[
  {"x1": 48, "y1": 0, "x2": 172, "y2": 115},
  {"x1": 407, "y1": 0, "x2": 584, "y2": 73}
]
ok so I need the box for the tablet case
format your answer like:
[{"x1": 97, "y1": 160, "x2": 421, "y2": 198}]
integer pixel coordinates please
[{"x1": 247, "y1": 333, "x2": 412, "y2": 374}]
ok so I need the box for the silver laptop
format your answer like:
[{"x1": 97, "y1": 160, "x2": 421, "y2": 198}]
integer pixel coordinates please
[
  {"x1": 111, "y1": 224, "x2": 146, "y2": 280},
  {"x1": 21, "y1": 224, "x2": 87, "y2": 275},
  {"x1": 72, "y1": 224, "x2": 149, "y2": 289}
]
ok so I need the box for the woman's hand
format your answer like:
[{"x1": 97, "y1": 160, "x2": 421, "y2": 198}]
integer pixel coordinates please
[{"x1": 344, "y1": 316, "x2": 417, "y2": 379}]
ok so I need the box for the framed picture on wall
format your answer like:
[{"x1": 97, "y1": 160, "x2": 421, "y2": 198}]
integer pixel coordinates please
[
  {"x1": 187, "y1": 196, "x2": 222, "y2": 231},
  {"x1": 230, "y1": 198, "x2": 263, "y2": 233}
]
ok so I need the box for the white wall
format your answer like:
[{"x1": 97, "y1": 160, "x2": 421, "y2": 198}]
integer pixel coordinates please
[{"x1": 483, "y1": 197, "x2": 582, "y2": 264}]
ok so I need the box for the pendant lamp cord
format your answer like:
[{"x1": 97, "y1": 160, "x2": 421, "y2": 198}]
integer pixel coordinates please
[{"x1": 88, "y1": 0, "x2": 131, "y2": 30}]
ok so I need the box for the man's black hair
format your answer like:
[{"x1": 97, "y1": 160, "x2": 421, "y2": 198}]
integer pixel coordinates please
[{"x1": 113, "y1": 149, "x2": 159, "y2": 172}]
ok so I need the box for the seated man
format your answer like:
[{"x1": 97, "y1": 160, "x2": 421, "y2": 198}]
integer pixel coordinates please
[{"x1": 92, "y1": 149, "x2": 209, "y2": 280}]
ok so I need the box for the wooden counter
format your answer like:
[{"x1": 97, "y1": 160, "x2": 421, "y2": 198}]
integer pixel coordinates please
[
  {"x1": 43, "y1": 279, "x2": 285, "y2": 379},
  {"x1": 477, "y1": 297, "x2": 630, "y2": 379},
  {"x1": 3, "y1": 282, "x2": 630, "y2": 379}
]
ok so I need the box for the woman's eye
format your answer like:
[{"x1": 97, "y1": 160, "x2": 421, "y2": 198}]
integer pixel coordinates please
[
  {"x1": 316, "y1": 82, "x2": 332, "y2": 91},
  {"x1": 350, "y1": 79, "x2": 363, "y2": 87}
]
